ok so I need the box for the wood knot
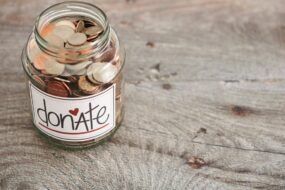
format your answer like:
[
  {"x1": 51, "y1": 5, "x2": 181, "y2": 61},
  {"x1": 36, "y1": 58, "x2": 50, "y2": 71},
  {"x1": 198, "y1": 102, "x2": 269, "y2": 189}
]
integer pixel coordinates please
[
  {"x1": 146, "y1": 41, "x2": 155, "y2": 48},
  {"x1": 197, "y1": 127, "x2": 207, "y2": 134},
  {"x1": 162, "y1": 83, "x2": 171, "y2": 90},
  {"x1": 231, "y1": 105, "x2": 252, "y2": 116},
  {"x1": 187, "y1": 156, "x2": 206, "y2": 169}
]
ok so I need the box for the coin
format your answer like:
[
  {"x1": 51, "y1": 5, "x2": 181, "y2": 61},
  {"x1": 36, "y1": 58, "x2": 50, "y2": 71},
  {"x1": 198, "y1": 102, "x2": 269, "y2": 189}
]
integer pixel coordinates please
[
  {"x1": 65, "y1": 60, "x2": 92, "y2": 72},
  {"x1": 55, "y1": 20, "x2": 76, "y2": 30},
  {"x1": 47, "y1": 80, "x2": 71, "y2": 97},
  {"x1": 93, "y1": 63, "x2": 118, "y2": 83},
  {"x1": 28, "y1": 39, "x2": 41, "y2": 62},
  {"x1": 45, "y1": 34, "x2": 65, "y2": 47},
  {"x1": 40, "y1": 23, "x2": 55, "y2": 37},
  {"x1": 87, "y1": 73, "x2": 100, "y2": 85},
  {"x1": 85, "y1": 26, "x2": 103, "y2": 40},
  {"x1": 57, "y1": 50, "x2": 81, "y2": 64},
  {"x1": 33, "y1": 53, "x2": 47, "y2": 70},
  {"x1": 61, "y1": 70, "x2": 72, "y2": 76},
  {"x1": 71, "y1": 68, "x2": 87, "y2": 75},
  {"x1": 65, "y1": 75, "x2": 78, "y2": 83},
  {"x1": 67, "y1": 33, "x2": 87, "y2": 46},
  {"x1": 53, "y1": 25, "x2": 75, "y2": 41},
  {"x1": 75, "y1": 20, "x2": 85, "y2": 32},
  {"x1": 78, "y1": 69, "x2": 87, "y2": 75},
  {"x1": 88, "y1": 63, "x2": 118, "y2": 84},
  {"x1": 54, "y1": 76, "x2": 71, "y2": 83},
  {"x1": 55, "y1": 74, "x2": 78, "y2": 83},
  {"x1": 86, "y1": 63, "x2": 104, "y2": 84},
  {"x1": 98, "y1": 47, "x2": 116, "y2": 62},
  {"x1": 78, "y1": 76, "x2": 101, "y2": 94},
  {"x1": 44, "y1": 58, "x2": 65, "y2": 75}
]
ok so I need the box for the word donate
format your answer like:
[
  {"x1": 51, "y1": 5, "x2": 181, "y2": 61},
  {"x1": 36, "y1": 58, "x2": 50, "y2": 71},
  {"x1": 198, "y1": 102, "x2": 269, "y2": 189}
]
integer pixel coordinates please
[{"x1": 29, "y1": 82, "x2": 115, "y2": 142}]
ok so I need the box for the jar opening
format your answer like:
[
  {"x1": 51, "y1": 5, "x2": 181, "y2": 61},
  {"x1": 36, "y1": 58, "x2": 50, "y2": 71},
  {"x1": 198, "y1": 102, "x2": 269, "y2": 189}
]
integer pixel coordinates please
[{"x1": 34, "y1": 1, "x2": 110, "y2": 61}]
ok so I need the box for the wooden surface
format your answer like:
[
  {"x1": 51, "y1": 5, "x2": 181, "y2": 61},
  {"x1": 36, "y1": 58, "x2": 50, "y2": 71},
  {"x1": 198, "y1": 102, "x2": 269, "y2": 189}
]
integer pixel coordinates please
[{"x1": 0, "y1": 0, "x2": 285, "y2": 189}]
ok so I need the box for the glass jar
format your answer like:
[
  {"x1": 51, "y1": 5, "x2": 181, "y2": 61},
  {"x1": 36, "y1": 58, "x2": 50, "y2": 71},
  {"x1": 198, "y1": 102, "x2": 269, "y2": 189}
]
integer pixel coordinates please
[{"x1": 21, "y1": 2, "x2": 125, "y2": 149}]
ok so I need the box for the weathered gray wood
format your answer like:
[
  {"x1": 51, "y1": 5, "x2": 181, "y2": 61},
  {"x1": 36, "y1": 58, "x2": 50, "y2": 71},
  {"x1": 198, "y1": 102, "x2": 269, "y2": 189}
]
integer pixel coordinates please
[{"x1": 0, "y1": 0, "x2": 285, "y2": 189}]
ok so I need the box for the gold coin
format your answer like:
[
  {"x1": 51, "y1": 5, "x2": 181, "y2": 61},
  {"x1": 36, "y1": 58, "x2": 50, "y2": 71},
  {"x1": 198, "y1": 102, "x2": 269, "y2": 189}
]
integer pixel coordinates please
[{"x1": 78, "y1": 76, "x2": 101, "y2": 94}]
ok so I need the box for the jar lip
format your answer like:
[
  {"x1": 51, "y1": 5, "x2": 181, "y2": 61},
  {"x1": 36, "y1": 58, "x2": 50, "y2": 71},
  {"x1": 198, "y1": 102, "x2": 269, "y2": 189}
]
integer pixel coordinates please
[
  {"x1": 35, "y1": 1, "x2": 108, "y2": 26},
  {"x1": 34, "y1": 1, "x2": 110, "y2": 60}
]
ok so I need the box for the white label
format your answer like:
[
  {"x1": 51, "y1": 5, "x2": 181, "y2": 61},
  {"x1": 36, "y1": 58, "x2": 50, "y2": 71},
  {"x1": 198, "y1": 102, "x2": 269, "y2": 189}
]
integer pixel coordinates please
[{"x1": 29, "y1": 82, "x2": 115, "y2": 142}]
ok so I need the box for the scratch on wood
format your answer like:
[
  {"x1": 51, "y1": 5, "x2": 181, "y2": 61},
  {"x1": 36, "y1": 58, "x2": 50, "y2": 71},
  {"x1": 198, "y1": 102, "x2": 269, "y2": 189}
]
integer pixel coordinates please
[
  {"x1": 224, "y1": 80, "x2": 240, "y2": 83},
  {"x1": 192, "y1": 127, "x2": 207, "y2": 141},
  {"x1": 109, "y1": 136, "x2": 183, "y2": 158},
  {"x1": 208, "y1": 163, "x2": 285, "y2": 181},
  {"x1": 16, "y1": 182, "x2": 33, "y2": 190},
  {"x1": 198, "y1": 173, "x2": 285, "y2": 190}
]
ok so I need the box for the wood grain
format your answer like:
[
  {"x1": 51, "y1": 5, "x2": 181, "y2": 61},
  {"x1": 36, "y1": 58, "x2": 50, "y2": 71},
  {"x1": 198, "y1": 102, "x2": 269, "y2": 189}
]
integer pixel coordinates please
[{"x1": 0, "y1": 0, "x2": 285, "y2": 189}]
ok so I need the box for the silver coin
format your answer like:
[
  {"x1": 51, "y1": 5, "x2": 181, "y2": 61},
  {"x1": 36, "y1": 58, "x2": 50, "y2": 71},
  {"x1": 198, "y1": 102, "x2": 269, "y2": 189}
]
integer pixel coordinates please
[
  {"x1": 44, "y1": 58, "x2": 65, "y2": 75},
  {"x1": 67, "y1": 33, "x2": 87, "y2": 46},
  {"x1": 53, "y1": 25, "x2": 75, "y2": 41}
]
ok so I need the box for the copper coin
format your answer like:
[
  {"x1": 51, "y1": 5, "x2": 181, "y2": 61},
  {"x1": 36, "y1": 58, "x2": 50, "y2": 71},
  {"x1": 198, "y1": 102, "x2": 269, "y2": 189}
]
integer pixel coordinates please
[
  {"x1": 98, "y1": 46, "x2": 116, "y2": 62},
  {"x1": 33, "y1": 53, "x2": 47, "y2": 70},
  {"x1": 47, "y1": 80, "x2": 71, "y2": 97},
  {"x1": 40, "y1": 23, "x2": 55, "y2": 37}
]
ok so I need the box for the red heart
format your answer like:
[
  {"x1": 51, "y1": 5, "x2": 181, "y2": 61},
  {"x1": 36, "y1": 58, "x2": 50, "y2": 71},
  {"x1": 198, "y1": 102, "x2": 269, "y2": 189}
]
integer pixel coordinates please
[{"x1": 69, "y1": 108, "x2": 79, "y2": 116}]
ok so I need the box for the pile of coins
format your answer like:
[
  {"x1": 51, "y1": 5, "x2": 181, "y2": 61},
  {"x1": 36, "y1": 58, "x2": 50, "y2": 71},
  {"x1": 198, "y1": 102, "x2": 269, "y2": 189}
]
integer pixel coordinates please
[{"x1": 26, "y1": 17, "x2": 123, "y2": 123}]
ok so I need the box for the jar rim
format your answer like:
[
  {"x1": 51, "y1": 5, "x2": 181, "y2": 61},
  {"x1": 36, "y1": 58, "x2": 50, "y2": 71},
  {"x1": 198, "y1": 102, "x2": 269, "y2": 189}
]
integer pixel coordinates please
[{"x1": 34, "y1": 1, "x2": 111, "y2": 60}]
